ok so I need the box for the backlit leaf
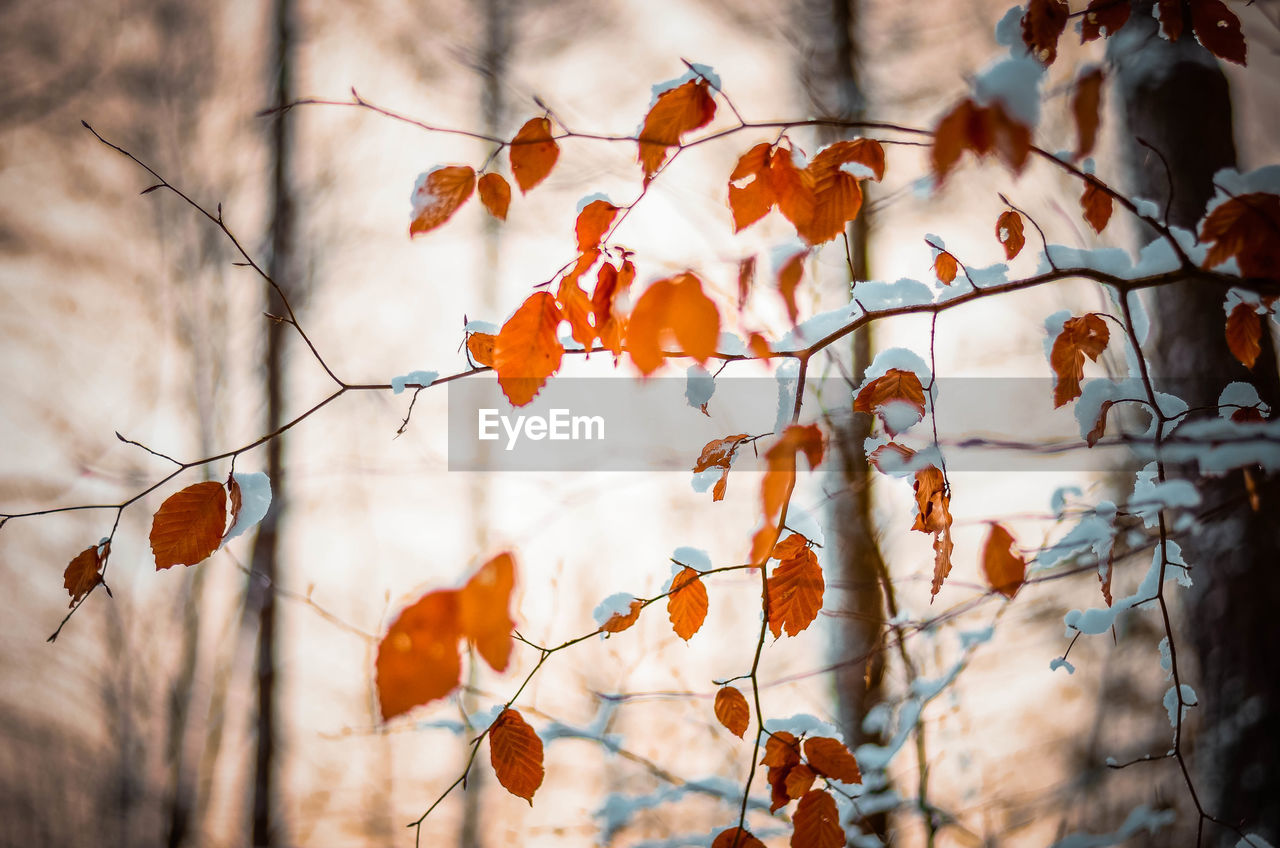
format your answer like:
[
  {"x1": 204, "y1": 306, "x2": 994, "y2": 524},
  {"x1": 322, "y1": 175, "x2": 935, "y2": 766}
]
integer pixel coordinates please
[
  {"x1": 767, "y1": 547, "x2": 824, "y2": 638},
  {"x1": 668, "y1": 566, "x2": 709, "y2": 641},
  {"x1": 63, "y1": 542, "x2": 108, "y2": 607},
  {"x1": 777, "y1": 250, "x2": 807, "y2": 325},
  {"x1": 1081, "y1": 0, "x2": 1130, "y2": 42},
  {"x1": 626, "y1": 272, "x2": 721, "y2": 376},
  {"x1": 493, "y1": 291, "x2": 564, "y2": 406},
  {"x1": 510, "y1": 117, "x2": 559, "y2": 193},
  {"x1": 467, "y1": 332, "x2": 496, "y2": 368},
  {"x1": 410, "y1": 166, "x2": 477, "y2": 236},
  {"x1": 602, "y1": 598, "x2": 644, "y2": 633},
  {"x1": 638, "y1": 79, "x2": 717, "y2": 182},
  {"x1": 981, "y1": 522, "x2": 1026, "y2": 599},
  {"x1": 1191, "y1": 0, "x2": 1245, "y2": 65},
  {"x1": 1051, "y1": 313, "x2": 1110, "y2": 407},
  {"x1": 714, "y1": 686, "x2": 751, "y2": 738},
  {"x1": 1021, "y1": 0, "x2": 1069, "y2": 65},
  {"x1": 934, "y1": 251, "x2": 958, "y2": 285},
  {"x1": 1226, "y1": 302, "x2": 1263, "y2": 369},
  {"x1": 477, "y1": 172, "x2": 511, "y2": 220},
  {"x1": 729, "y1": 143, "x2": 777, "y2": 232},
  {"x1": 804, "y1": 736, "x2": 862, "y2": 784},
  {"x1": 1156, "y1": 0, "x2": 1184, "y2": 41},
  {"x1": 868, "y1": 441, "x2": 916, "y2": 473},
  {"x1": 771, "y1": 533, "x2": 808, "y2": 561},
  {"x1": 558, "y1": 274, "x2": 596, "y2": 353},
  {"x1": 753, "y1": 425, "x2": 825, "y2": 562},
  {"x1": 376, "y1": 590, "x2": 462, "y2": 720},
  {"x1": 854, "y1": 368, "x2": 927, "y2": 435},
  {"x1": 762, "y1": 730, "x2": 801, "y2": 768},
  {"x1": 150, "y1": 481, "x2": 228, "y2": 570},
  {"x1": 1073, "y1": 67, "x2": 1104, "y2": 159},
  {"x1": 489, "y1": 708, "x2": 544, "y2": 803},
  {"x1": 1201, "y1": 193, "x2": 1280, "y2": 282},
  {"x1": 1081, "y1": 179, "x2": 1113, "y2": 234},
  {"x1": 784, "y1": 763, "x2": 817, "y2": 799},
  {"x1": 459, "y1": 552, "x2": 516, "y2": 672},
  {"x1": 997, "y1": 210, "x2": 1025, "y2": 260},
  {"x1": 932, "y1": 99, "x2": 1032, "y2": 185},
  {"x1": 770, "y1": 143, "x2": 816, "y2": 230},
  {"x1": 575, "y1": 199, "x2": 619, "y2": 253},
  {"x1": 795, "y1": 139, "x2": 882, "y2": 245},
  {"x1": 694, "y1": 434, "x2": 751, "y2": 473},
  {"x1": 911, "y1": 466, "x2": 954, "y2": 600},
  {"x1": 712, "y1": 828, "x2": 766, "y2": 848},
  {"x1": 792, "y1": 789, "x2": 844, "y2": 848}
]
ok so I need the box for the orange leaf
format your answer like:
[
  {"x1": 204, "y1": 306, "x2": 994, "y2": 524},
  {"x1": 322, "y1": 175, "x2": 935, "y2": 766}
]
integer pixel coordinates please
[
  {"x1": 712, "y1": 828, "x2": 766, "y2": 848},
  {"x1": 668, "y1": 566, "x2": 709, "y2": 641},
  {"x1": 694, "y1": 433, "x2": 751, "y2": 473},
  {"x1": 1051, "y1": 313, "x2": 1110, "y2": 407},
  {"x1": 602, "y1": 598, "x2": 644, "y2": 633},
  {"x1": 769, "y1": 143, "x2": 816, "y2": 230},
  {"x1": 784, "y1": 763, "x2": 818, "y2": 799},
  {"x1": 753, "y1": 425, "x2": 825, "y2": 561},
  {"x1": 911, "y1": 466, "x2": 954, "y2": 600},
  {"x1": 1073, "y1": 68, "x2": 1104, "y2": 160},
  {"x1": 729, "y1": 143, "x2": 777, "y2": 232},
  {"x1": 1021, "y1": 0, "x2": 1069, "y2": 65},
  {"x1": 854, "y1": 368, "x2": 927, "y2": 435},
  {"x1": 804, "y1": 736, "x2": 862, "y2": 784},
  {"x1": 626, "y1": 272, "x2": 721, "y2": 376},
  {"x1": 762, "y1": 730, "x2": 801, "y2": 769},
  {"x1": 997, "y1": 210, "x2": 1025, "y2": 260},
  {"x1": 1086, "y1": 399, "x2": 1115, "y2": 448},
  {"x1": 933, "y1": 250, "x2": 958, "y2": 285},
  {"x1": 1191, "y1": 0, "x2": 1246, "y2": 66},
  {"x1": 493, "y1": 291, "x2": 564, "y2": 406},
  {"x1": 981, "y1": 523, "x2": 1026, "y2": 599},
  {"x1": 226, "y1": 474, "x2": 243, "y2": 536},
  {"x1": 63, "y1": 542, "x2": 108, "y2": 607},
  {"x1": 376, "y1": 589, "x2": 463, "y2": 720},
  {"x1": 1156, "y1": 0, "x2": 1184, "y2": 41},
  {"x1": 477, "y1": 172, "x2": 511, "y2": 220},
  {"x1": 1226, "y1": 302, "x2": 1263, "y2": 369},
  {"x1": 932, "y1": 99, "x2": 1032, "y2": 185},
  {"x1": 410, "y1": 166, "x2": 477, "y2": 236},
  {"x1": 638, "y1": 79, "x2": 717, "y2": 182},
  {"x1": 1081, "y1": 0, "x2": 1130, "y2": 42},
  {"x1": 792, "y1": 789, "x2": 844, "y2": 848},
  {"x1": 467, "y1": 331, "x2": 496, "y2": 368},
  {"x1": 1201, "y1": 193, "x2": 1280, "y2": 282},
  {"x1": 777, "y1": 250, "x2": 807, "y2": 325},
  {"x1": 558, "y1": 274, "x2": 596, "y2": 353},
  {"x1": 767, "y1": 547, "x2": 824, "y2": 638},
  {"x1": 489, "y1": 708, "x2": 545, "y2": 803},
  {"x1": 868, "y1": 441, "x2": 916, "y2": 474},
  {"x1": 747, "y1": 332, "x2": 772, "y2": 360},
  {"x1": 150, "y1": 481, "x2": 228, "y2": 570},
  {"x1": 714, "y1": 686, "x2": 751, "y2": 738},
  {"x1": 459, "y1": 552, "x2": 516, "y2": 672},
  {"x1": 771, "y1": 533, "x2": 808, "y2": 561},
  {"x1": 1081, "y1": 179, "x2": 1113, "y2": 234},
  {"x1": 795, "y1": 140, "x2": 881, "y2": 245},
  {"x1": 510, "y1": 117, "x2": 559, "y2": 193},
  {"x1": 575, "y1": 199, "x2": 619, "y2": 253}
]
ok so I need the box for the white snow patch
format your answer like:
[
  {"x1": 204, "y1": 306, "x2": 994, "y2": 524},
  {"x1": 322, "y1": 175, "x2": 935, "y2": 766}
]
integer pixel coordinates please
[
  {"x1": 1050, "y1": 657, "x2": 1076, "y2": 674},
  {"x1": 593, "y1": 593, "x2": 639, "y2": 627},
  {"x1": 1218, "y1": 382, "x2": 1267, "y2": 419},
  {"x1": 973, "y1": 54, "x2": 1044, "y2": 127},
  {"x1": 784, "y1": 505, "x2": 824, "y2": 547},
  {"x1": 685, "y1": 365, "x2": 715, "y2": 409},
  {"x1": 672, "y1": 546, "x2": 712, "y2": 570},
  {"x1": 223, "y1": 472, "x2": 272, "y2": 544},
  {"x1": 391, "y1": 369, "x2": 438, "y2": 395},
  {"x1": 1049, "y1": 805, "x2": 1175, "y2": 847},
  {"x1": 575, "y1": 192, "x2": 615, "y2": 214},
  {"x1": 774, "y1": 357, "x2": 800, "y2": 433}
]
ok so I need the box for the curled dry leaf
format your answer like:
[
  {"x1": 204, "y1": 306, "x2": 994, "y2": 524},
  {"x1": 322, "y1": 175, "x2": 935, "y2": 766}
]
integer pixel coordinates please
[
  {"x1": 854, "y1": 368, "x2": 927, "y2": 435},
  {"x1": 1086, "y1": 399, "x2": 1115, "y2": 448},
  {"x1": 602, "y1": 598, "x2": 644, "y2": 634},
  {"x1": 1226, "y1": 302, "x2": 1263, "y2": 369},
  {"x1": 509, "y1": 117, "x2": 559, "y2": 193},
  {"x1": 477, "y1": 172, "x2": 511, "y2": 220},
  {"x1": 804, "y1": 736, "x2": 862, "y2": 784},
  {"x1": 714, "y1": 685, "x2": 751, "y2": 738},
  {"x1": 410, "y1": 165, "x2": 477, "y2": 236},
  {"x1": 767, "y1": 547, "x2": 824, "y2": 638},
  {"x1": 981, "y1": 522, "x2": 1026, "y2": 599},
  {"x1": 695, "y1": 433, "x2": 751, "y2": 503},
  {"x1": 493, "y1": 291, "x2": 564, "y2": 406},
  {"x1": 997, "y1": 209, "x2": 1025, "y2": 260},
  {"x1": 638, "y1": 78, "x2": 717, "y2": 182},
  {"x1": 489, "y1": 708, "x2": 545, "y2": 803},
  {"x1": 63, "y1": 542, "x2": 109, "y2": 607},
  {"x1": 1051, "y1": 313, "x2": 1110, "y2": 407},
  {"x1": 911, "y1": 466, "x2": 954, "y2": 600},
  {"x1": 150, "y1": 481, "x2": 228, "y2": 570},
  {"x1": 668, "y1": 566, "x2": 709, "y2": 641}
]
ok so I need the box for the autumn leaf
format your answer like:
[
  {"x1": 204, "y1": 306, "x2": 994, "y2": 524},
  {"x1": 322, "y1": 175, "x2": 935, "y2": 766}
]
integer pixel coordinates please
[
  {"x1": 762, "y1": 730, "x2": 802, "y2": 769},
  {"x1": 558, "y1": 274, "x2": 596, "y2": 353},
  {"x1": 753, "y1": 425, "x2": 825, "y2": 562},
  {"x1": 796, "y1": 139, "x2": 884, "y2": 245},
  {"x1": 784, "y1": 764, "x2": 817, "y2": 799},
  {"x1": 1073, "y1": 67, "x2": 1104, "y2": 159},
  {"x1": 868, "y1": 441, "x2": 916, "y2": 474},
  {"x1": 1051, "y1": 313, "x2": 1110, "y2": 407},
  {"x1": 714, "y1": 686, "x2": 751, "y2": 738},
  {"x1": 638, "y1": 78, "x2": 716, "y2": 182},
  {"x1": 376, "y1": 589, "x2": 462, "y2": 720},
  {"x1": 932, "y1": 99, "x2": 1032, "y2": 185},
  {"x1": 575, "y1": 199, "x2": 619, "y2": 253},
  {"x1": 712, "y1": 828, "x2": 766, "y2": 848},
  {"x1": 668, "y1": 566, "x2": 709, "y2": 641},
  {"x1": 1201, "y1": 193, "x2": 1280, "y2": 282},
  {"x1": 1191, "y1": 0, "x2": 1246, "y2": 66},
  {"x1": 771, "y1": 533, "x2": 808, "y2": 561},
  {"x1": 1081, "y1": 179, "x2": 1113, "y2": 234},
  {"x1": 792, "y1": 789, "x2": 844, "y2": 848},
  {"x1": 459, "y1": 552, "x2": 516, "y2": 672},
  {"x1": 467, "y1": 331, "x2": 496, "y2": 368},
  {"x1": 737, "y1": 255, "x2": 756, "y2": 309},
  {"x1": 489, "y1": 708, "x2": 545, "y2": 803},
  {"x1": 729, "y1": 143, "x2": 777, "y2": 232},
  {"x1": 63, "y1": 542, "x2": 108, "y2": 607},
  {"x1": 770, "y1": 143, "x2": 816, "y2": 232},
  {"x1": 225, "y1": 473, "x2": 242, "y2": 535},
  {"x1": 1226, "y1": 302, "x2": 1263, "y2": 369},
  {"x1": 410, "y1": 166, "x2": 477, "y2": 236},
  {"x1": 804, "y1": 736, "x2": 862, "y2": 784},
  {"x1": 997, "y1": 209, "x2": 1025, "y2": 260},
  {"x1": 911, "y1": 466, "x2": 954, "y2": 600},
  {"x1": 1086, "y1": 399, "x2": 1115, "y2": 448},
  {"x1": 981, "y1": 523, "x2": 1026, "y2": 599},
  {"x1": 777, "y1": 250, "x2": 807, "y2": 325},
  {"x1": 509, "y1": 117, "x2": 559, "y2": 193},
  {"x1": 694, "y1": 433, "x2": 751, "y2": 502},
  {"x1": 1156, "y1": 0, "x2": 1184, "y2": 41},
  {"x1": 477, "y1": 173, "x2": 511, "y2": 220},
  {"x1": 602, "y1": 598, "x2": 644, "y2": 633},
  {"x1": 626, "y1": 272, "x2": 721, "y2": 376},
  {"x1": 1081, "y1": 0, "x2": 1130, "y2": 42},
  {"x1": 747, "y1": 332, "x2": 773, "y2": 360},
  {"x1": 854, "y1": 368, "x2": 927, "y2": 435},
  {"x1": 1021, "y1": 0, "x2": 1069, "y2": 65},
  {"x1": 150, "y1": 481, "x2": 228, "y2": 570},
  {"x1": 767, "y1": 547, "x2": 824, "y2": 638},
  {"x1": 493, "y1": 291, "x2": 564, "y2": 406},
  {"x1": 933, "y1": 250, "x2": 958, "y2": 285}
]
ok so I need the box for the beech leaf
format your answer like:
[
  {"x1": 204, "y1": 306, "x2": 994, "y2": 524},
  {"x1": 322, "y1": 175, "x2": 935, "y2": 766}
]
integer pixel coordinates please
[
  {"x1": 510, "y1": 117, "x2": 559, "y2": 193},
  {"x1": 714, "y1": 685, "x2": 751, "y2": 738},
  {"x1": 489, "y1": 708, "x2": 545, "y2": 803},
  {"x1": 638, "y1": 79, "x2": 716, "y2": 182},
  {"x1": 150, "y1": 481, "x2": 227, "y2": 570},
  {"x1": 63, "y1": 542, "x2": 108, "y2": 607},
  {"x1": 767, "y1": 547, "x2": 824, "y2": 638},
  {"x1": 410, "y1": 166, "x2": 477, "y2": 236},
  {"x1": 668, "y1": 566, "x2": 709, "y2": 641},
  {"x1": 477, "y1": 172, "x2": 511, "y2": 220},
  {"x1": 493, "y1": 291, "x2": 564, "y2": 406},
  {"x1": 981, "y1": 523, "x2": 1026, "y2": 599}
]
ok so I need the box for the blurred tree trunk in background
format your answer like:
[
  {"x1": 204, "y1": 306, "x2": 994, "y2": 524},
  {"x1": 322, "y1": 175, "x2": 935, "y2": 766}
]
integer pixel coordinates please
[{"x1": 1112, "y1": 5, "x2": 1280, "y2": 845}]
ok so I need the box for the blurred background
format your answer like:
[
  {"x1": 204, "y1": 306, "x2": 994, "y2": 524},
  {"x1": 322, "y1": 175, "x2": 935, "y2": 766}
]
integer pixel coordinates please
[{"x1": 2, "y1": 0, "x2": 1278, "y2": 846}]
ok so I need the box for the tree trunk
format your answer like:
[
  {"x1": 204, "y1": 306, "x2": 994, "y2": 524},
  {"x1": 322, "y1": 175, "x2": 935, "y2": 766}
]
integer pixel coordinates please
[{"x1": 1111, "y1": 6, "x2": 1280, "y2": 844}]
